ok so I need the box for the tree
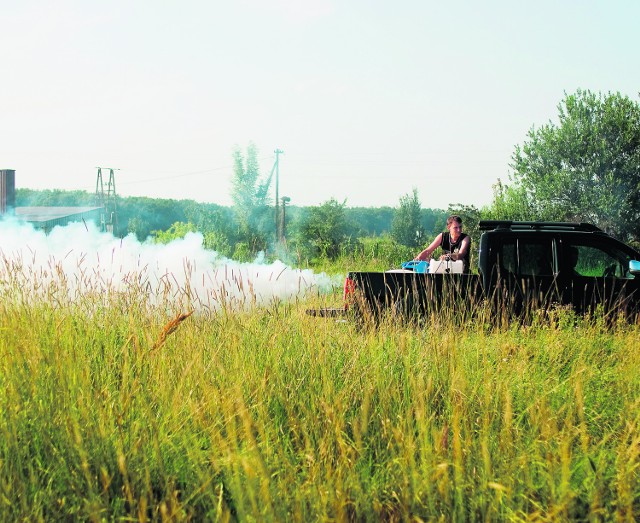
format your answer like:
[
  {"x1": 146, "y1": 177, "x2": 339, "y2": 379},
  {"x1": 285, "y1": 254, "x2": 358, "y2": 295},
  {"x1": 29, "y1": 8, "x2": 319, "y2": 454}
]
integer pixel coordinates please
[
  {"x1": 509, "y1": 89, "x2": 640, "y2": 240},
  {"x1": 126, "y1": 215, "x2": 150, "y2": 240},
  {"x1": 391, "y1": 188, "x2": 425, "y2": 248},
  {"x1": 298, "y1": 198, "x2": 351, "y2": 260},
  {"x1": 421, "y1": 208, "x2": 448, "y2": 238},
  {"x1": 15, "y1": 188, "x2": 94, "y2": 207},
  {"x1": 345, "y1": 206, "x2": 395, "y2": 236},
  {"x1": 483, "y1": 179, "x2": 539, "y2": 221},
  {"x1": 230, "y1": 143, "x2": 273, "y2": 252},
  {"x1": 117, "y1": 196, "x2": 188, "y2": 241},
  {"x1": 151, "y1": 221, "x2": 232, "y2": 256}
]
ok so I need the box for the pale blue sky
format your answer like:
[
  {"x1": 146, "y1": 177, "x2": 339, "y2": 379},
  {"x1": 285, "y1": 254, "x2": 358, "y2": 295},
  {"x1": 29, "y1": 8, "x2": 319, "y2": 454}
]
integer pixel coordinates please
[{"x1": 1, "y1": 0, "x2": 638, "y2": 209}]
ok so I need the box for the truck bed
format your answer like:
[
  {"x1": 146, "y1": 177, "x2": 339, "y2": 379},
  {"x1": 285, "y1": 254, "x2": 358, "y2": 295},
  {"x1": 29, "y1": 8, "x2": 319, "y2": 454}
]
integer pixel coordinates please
[{"x1": 345, "y1": 271, "x2": 484, "y2": 317}]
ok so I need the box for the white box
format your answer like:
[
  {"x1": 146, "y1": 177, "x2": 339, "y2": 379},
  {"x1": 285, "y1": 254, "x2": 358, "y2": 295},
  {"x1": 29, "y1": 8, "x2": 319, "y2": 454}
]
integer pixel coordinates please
[{"x1": 429, "y1": 259, "x2": 464, "y2": 274}]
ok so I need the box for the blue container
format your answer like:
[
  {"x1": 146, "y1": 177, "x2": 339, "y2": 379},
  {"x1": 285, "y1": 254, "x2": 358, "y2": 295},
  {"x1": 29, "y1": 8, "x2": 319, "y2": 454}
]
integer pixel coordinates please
[{"x1": 401, "y1": 260, "x2": 429, "y2": 273}]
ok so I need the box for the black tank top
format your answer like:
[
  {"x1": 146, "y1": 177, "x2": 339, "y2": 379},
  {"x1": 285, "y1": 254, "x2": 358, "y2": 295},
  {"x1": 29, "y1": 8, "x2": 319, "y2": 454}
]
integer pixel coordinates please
[{"x1": 442, "y1": 232, "x2": 469, "y2": 271}]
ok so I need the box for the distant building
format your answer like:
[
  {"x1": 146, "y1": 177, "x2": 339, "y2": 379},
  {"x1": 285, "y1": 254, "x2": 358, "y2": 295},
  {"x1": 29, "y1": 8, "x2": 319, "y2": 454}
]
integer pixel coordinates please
[
  {"x1": 14, "y1": 206, "x2": 102, "y2": 231},
  {"x1": 0, "y1": 169, "x2": 102, "y2": 233}
]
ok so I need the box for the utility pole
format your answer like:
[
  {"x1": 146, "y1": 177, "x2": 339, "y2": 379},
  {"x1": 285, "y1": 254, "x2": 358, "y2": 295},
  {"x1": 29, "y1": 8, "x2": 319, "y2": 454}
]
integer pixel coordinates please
[
  {"x1": 95, "y1": 167, "x2": 119, "y2": 235},
  {"x1": 273, "y1": 149, "x2": 284, "y2": 242}
]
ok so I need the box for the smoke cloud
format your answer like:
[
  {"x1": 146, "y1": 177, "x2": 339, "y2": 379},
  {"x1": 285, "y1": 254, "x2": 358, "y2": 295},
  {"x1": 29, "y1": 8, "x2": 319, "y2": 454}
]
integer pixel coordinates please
[{"x1": 0, "y1": 219, "x2": 341, "y2": 312}]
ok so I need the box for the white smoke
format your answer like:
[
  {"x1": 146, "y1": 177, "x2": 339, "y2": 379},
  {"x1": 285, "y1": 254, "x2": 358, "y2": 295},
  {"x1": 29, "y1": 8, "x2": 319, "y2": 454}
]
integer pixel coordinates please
[{"x1": 0, "y1": 219, "x2": 342, "y2": 312}]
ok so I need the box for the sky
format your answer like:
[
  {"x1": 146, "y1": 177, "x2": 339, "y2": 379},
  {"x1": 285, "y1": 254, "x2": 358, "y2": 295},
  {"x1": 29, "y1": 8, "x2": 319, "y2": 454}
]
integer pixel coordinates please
[{"x1": 2, "y1": 0, "x2": 639, "y2": 210}]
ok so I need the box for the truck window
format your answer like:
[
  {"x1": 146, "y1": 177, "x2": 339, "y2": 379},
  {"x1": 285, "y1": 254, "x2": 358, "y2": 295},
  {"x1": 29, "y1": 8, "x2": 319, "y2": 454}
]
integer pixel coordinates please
[
  {"x1": 496, "y1": 239, "x2": 554, "y2": 277},
  {"x1": 499, "y1": 241, "x2": 517, "y2": 275},
  {"x1": 564, "y1": 243, "x2": 635, "y2": 279},
  {"x1": 519, "y1": 241, "x2": 554, "y2": 276}
]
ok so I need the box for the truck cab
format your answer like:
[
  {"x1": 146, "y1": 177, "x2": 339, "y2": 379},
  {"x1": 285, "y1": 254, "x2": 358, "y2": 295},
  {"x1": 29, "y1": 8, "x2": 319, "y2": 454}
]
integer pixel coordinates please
[{"x1": 478, "y1": 221, "x2": 640, "y2": 315}]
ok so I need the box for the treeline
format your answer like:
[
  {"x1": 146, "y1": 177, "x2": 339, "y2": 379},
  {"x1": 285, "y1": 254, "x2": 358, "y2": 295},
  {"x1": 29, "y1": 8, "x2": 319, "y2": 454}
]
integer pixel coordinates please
[{"x1": 15, "y1": 187, "x2": 449, "y2": 264}]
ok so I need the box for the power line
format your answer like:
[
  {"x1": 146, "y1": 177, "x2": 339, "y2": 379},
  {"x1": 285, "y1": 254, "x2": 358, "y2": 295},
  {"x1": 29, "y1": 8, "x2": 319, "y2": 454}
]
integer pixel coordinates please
[{"x1": 106, "y1": 155, "x2": 277, "y2": 187}]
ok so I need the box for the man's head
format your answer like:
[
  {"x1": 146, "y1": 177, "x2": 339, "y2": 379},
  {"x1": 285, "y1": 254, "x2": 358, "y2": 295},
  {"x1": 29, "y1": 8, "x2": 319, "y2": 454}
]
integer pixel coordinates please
[
  {"x1": 446, "y1": 215, "x2": 463, "y2": 238},
  {"x1": 446, "y1": 215, "x2": 462, "y2": 227}
]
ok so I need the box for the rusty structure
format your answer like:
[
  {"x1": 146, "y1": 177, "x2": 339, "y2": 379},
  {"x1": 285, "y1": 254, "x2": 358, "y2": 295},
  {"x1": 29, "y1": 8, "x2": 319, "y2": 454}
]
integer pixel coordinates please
[{"x1": 0, "y1": 169, "x2": 15, "y2": 215}]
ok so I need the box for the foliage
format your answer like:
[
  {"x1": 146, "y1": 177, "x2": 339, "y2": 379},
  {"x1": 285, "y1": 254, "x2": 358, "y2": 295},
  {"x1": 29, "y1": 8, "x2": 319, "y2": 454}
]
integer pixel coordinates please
[
  {"x1": 117, "y1": 196, "x2": 189, "y2": 241},
  {"x1": 151, "y1": 221, "x2": 197, "y2": 243},
  {"x1": 344, "y1": 206, "x2": 396, "y2": 236},
  {"x1": 201, "y1": 230, "x2": 232, "y2": 257},
  {"x1": 422, "y1": 207, "x2": 448, "y2": 237},
  {"x1": 14, "y1": 188, "x2": 450, "y2": 262},
  {"x1": 355, "y1": 235, "x2": 416, "y2": 269},
  {"x1": 509, "y1": 89, "x2": 640, "y2": 240},
  {"x1": 391, "y1": 188, "x2": 425, "y2": 248},
  {"x1": 231, "y1": 241, "x2": 254, "y2": 262},
  {"x1": 182, "y1": 201, "x2": 235, "y2": 238},
  {"x1": 125, "y1": 215, "x2": 150, "y2": 239},
  {"x1": 483, "y1": 179, "x2": 539, "y2": 221},
  {"x1": 151, "y1": 221, "x2": 234, "y2": 257},
  {"x1": 15, "y1": 188, "x2": 95, "y2": 207},
  {"x1": 302, "y1": 234, "x2": 415, "y2": 274},
  {"x1": 297, "y1": 198, "x2": 352, "y2": 261}
]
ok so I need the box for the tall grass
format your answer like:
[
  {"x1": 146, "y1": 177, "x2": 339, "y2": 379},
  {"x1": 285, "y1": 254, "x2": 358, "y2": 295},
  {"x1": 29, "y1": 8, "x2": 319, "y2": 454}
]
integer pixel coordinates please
[
  {"x1": 300, "y1": 236, "x2": 416, "y2": 275},
  {"x1": 0, "y1": 269, "x2": 638, "y2": 521}
]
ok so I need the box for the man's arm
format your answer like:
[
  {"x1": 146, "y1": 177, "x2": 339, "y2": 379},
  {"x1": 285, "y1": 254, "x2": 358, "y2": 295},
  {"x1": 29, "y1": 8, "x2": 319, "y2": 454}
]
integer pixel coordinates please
[
  {"x1": 449, "y1": 235, "x2": 470, "y2": 261},
  {"x1": 414, "y1": 233, "x2": 443, "y2": 261}
]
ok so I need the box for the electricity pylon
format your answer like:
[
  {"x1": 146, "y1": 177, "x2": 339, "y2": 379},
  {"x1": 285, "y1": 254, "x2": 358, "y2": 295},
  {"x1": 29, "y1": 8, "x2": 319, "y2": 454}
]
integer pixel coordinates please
[{"x1": 95, "y1": 167, "x2": 119, "y2": 235}]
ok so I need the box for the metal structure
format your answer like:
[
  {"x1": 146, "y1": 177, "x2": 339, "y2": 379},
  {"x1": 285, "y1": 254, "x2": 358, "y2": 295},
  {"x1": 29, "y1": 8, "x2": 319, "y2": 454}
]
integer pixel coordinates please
[
  {"x1": 479, "y1": 220, "x2": 603, "y2": 232},
  {"x1": 95, "y1": 167, "x2": 119, "y2": 235}
]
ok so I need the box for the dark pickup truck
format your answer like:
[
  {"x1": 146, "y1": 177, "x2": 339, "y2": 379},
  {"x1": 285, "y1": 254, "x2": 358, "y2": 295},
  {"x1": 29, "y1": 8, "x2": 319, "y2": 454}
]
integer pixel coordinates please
[{"x1": 313, "y1": 221, "x2": 640, "y2": 320}]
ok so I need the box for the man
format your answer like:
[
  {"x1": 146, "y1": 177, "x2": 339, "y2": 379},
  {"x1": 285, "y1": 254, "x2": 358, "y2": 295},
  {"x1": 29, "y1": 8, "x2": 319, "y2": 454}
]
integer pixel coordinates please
[{"x1": 414, "y1": 215, "x2": 471, "y2": 272}]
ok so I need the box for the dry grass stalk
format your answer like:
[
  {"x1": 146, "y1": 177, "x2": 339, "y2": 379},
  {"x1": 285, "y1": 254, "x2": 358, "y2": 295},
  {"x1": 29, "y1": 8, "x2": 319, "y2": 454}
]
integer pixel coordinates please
[{"x1": 152, "y1": 311, "x2": 194, "y2": 350}]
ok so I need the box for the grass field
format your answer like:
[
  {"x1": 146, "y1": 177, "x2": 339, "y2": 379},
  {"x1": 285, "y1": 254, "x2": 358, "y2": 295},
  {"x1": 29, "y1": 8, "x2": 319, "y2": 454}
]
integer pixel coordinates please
[{"x1": 0, "y1": 259, "x2": 639, "y2": 521}]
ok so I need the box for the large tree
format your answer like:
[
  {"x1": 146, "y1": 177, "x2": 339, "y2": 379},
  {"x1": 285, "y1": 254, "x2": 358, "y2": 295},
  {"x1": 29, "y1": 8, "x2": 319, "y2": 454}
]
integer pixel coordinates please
[
  {"x1": 391, "y1": 188, "x2": 425, "y2": 248},
  {"x1": 509, "y1": 89, "x2": 640, "y2": 240},
  {"x1": 230, "y1": 143, "x2": 273, "y2": 252},
  {"x1": 297, "y1": 198, "x2": 351, "y2": 260}
]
